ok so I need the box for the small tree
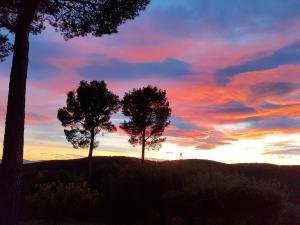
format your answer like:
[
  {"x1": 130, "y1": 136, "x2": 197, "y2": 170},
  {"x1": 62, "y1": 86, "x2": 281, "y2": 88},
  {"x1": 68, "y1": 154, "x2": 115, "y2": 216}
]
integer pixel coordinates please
[
  {"x1": 57, "y1": 80, "x2": 120, "y2": 176},
  {"x1": 120, "y1": 85, "x2": 171, "y2": 164}
]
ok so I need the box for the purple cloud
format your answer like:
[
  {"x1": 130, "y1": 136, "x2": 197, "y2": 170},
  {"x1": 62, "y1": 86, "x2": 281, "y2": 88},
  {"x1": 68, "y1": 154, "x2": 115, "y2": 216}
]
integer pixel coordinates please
[
  {"x1": 79, "y1": 57, "x2": 191, "y2": 80},
  {"x1": 216, "y1": 42, "x2": 300, "y2": 85}
]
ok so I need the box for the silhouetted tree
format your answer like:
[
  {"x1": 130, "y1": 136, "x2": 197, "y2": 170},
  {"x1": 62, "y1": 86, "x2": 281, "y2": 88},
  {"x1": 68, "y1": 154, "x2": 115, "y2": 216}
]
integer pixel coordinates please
[
  {"x1": 0, "y1": 34, "x2": 12, "y2": 61},
  {"x1": 0, "y1": 1, "x2": 150, "y2": 224},
  {"x1": 120, "y1": 86, "x2": 171, "y2": 164},
  {"x1": 58, "y1": 80, "x2": 120, "y2": 177}
]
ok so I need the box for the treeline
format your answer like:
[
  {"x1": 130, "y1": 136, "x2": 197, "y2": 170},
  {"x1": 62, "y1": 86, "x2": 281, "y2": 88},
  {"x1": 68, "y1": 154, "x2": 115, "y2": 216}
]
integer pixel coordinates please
[
  {"x1": 57, "y1": 80, "x2": 172, "y2": 176},
  {"x1": 21, "y1": 160, "x2": 300, "y2": 225}
]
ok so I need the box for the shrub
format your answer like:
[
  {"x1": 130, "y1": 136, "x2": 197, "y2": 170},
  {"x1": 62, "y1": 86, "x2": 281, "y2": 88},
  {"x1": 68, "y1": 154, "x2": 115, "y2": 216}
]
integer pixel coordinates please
[
  {"x1": 277, "y1": 203, "x2": 300, "y2": 225},
  {"x1": 25, "y1": 181, "x2": 99, "y2": 224},
  {"x1": 101, "y1": 165, "x2": 170, "y2": 225},
  {"x1": 163, "y1": 171, "x2": 288, "y2": 225},
  {"x1": 22, "y1": 162, "x2": 299, "y2": 225}
]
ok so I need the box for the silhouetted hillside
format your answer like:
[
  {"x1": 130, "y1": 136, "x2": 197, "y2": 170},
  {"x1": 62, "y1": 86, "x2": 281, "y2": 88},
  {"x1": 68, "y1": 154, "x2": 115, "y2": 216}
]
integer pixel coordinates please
[
  {"x1": 22, "y1": 157, "x2": 300, "y2": 204},
  {"x1": 23, "y1": 156, "x2": 142, "y2": 175},
  {"x1": 19, "y1": 157, "x2": 300, "y2": 225}
]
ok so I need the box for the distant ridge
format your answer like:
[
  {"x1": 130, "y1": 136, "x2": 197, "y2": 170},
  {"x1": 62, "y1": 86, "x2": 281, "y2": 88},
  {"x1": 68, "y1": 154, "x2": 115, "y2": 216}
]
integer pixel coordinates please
[
  {"x1": 1, "y1": 156, "x2": 300, "y2": 197},
  {"x1": 0, "y1": 159, "x2": 34, "y2": 164},
  {"x1": 19, "y1": 156, "x2": 300, "y2": 206},
  {"x1": 22, "y1": 156, "x2": 300, "y2": 175}
]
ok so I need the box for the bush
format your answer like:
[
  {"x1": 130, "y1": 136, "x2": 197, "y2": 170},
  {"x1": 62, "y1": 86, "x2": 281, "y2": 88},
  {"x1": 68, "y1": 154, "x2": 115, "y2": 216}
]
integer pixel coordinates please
[
  {"x1": 25, "y1": 181, "x2": 99, "y2": 224},
  {"x1": 22, "y1": 162, "x2": 299, "y2": 225},
  {"x1": 163, "y1": 171, "x2": 287, "y2": 225},
  {"x1": 101, "y1": 165, "x2": 170, "y2": 225},
  {"x1": 98, "y1": 166, "x2": 290, "y2": 225},
  {"x1": 277, "y1": 203, "x2": 300, "y2": 225}
]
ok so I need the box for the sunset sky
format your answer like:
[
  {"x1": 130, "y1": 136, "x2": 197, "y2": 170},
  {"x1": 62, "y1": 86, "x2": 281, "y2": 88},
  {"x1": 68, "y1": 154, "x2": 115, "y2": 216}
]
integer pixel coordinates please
[{"x1": 1, "y1": 0, "x2": 300, "y2": 164}]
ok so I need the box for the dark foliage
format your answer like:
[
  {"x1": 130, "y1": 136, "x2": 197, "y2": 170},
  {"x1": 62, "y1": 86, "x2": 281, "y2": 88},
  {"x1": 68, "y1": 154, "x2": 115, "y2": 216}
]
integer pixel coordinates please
[
  {"x1": 0, "y1": 33, "x2": 12, "y2": 61},
  {"x1": 120, "y1": 86, "x2": 172, "y2": 163},
  {"x1": 57, "y1": 80, "x2": 120, "y2": 149},
  {"x1": 0, "y1": 0, "x2": 151, "y2": 51},
  {"x1": 57, "y1": 80, "x2": 120, "y2": 176},
  {"x1": 25, "y1": 181, "x2": 99, "y2": 224},
  {"x1": 0, "y1": 0, "x2": 151, "y2": 63},
  {"x1": 21, "y1": 157, "x2": 300, "y2": 225}
]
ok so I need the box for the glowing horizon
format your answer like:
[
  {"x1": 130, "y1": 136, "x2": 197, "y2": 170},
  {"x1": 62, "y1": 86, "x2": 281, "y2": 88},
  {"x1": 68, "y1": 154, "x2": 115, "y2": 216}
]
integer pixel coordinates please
[{"x1": 1, "y1": 0, "x2": 300, "y2": 165}]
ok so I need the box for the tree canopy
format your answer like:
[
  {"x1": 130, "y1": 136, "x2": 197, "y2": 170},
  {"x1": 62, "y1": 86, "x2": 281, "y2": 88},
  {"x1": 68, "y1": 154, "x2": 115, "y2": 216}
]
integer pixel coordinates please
[
  {"x1": 57, "y1": 80, "x2": 120, "y2": 149},
  {"x1": 0, "y1": 34, "x2": 12, "y2": 61},
  {"x1": 0, "y1": 0, "x2": 152, "y2": 72},
  {"x1": 0, "y1": 0, "x2": 150, "y2": 56},
  {"x1": 120, "y1": 85, "x2": 171, "y2": 163},
  {"x1": 57, "y1": 80, "x2": 120, "y2": 175}
]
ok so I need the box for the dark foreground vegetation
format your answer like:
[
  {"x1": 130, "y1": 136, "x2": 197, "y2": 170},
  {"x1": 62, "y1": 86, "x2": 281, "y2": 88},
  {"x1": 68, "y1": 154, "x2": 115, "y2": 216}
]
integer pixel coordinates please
[{"x1": 20, "y1": 157, "x2": 300, "y2": 225}]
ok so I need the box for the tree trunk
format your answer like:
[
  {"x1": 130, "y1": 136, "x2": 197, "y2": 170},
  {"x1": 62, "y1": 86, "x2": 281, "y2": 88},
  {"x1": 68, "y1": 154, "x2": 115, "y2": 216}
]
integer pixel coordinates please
[
  {"x1": 0, "y1": 1, "x2": 40, "y2": 225},
  {"x1": 88, "y1": 130, "x2": 95, "y2": 178},
  {"x1": 141, "y1": 129, "x2": 146, "y2": 165}
]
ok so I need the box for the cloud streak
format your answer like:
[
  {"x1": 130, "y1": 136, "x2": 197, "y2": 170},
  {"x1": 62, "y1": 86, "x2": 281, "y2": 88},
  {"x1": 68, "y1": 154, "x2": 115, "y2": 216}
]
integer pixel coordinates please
[
  {"x1": 216, "y1": 42, "x2": 300, "y2": 85},
  {"x1": 79, "y1": 58, "x2": 191, "y2": 80}
]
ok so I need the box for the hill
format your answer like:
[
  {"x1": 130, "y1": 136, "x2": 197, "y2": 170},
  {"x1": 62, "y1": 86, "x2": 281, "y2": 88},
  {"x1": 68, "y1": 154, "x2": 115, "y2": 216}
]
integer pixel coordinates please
[
  {"x1": 22, "y1": 157, "x2": 300, "y2": 204},
  {"x1": 10, "y1": 157, "x2": 300, "y2": 225}
]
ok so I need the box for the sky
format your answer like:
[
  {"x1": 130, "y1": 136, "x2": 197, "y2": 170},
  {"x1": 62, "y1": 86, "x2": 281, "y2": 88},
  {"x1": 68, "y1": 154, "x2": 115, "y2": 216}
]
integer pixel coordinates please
[{"x1": 1, "y1": 0, "x2": 300, "y2": 164}]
